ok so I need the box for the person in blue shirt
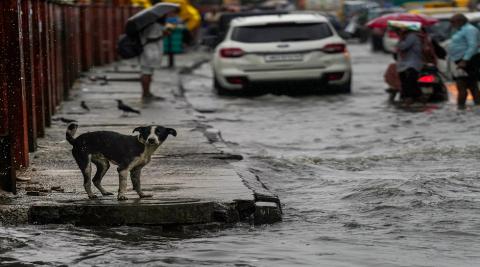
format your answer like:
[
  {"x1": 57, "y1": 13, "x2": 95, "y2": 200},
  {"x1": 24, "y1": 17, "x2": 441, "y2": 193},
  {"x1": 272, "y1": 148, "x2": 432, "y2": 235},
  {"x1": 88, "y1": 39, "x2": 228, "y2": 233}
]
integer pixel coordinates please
[{"x1": 448, "y1": 13, "x2": 480, "y2": 109}]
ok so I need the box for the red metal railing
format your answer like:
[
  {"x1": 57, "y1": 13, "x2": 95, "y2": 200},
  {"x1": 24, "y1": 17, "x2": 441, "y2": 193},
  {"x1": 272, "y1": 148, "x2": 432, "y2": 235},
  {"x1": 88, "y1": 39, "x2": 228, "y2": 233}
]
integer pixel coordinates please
[{"x1": 0, "y1": 0, "x2": 142, "y2": 193}]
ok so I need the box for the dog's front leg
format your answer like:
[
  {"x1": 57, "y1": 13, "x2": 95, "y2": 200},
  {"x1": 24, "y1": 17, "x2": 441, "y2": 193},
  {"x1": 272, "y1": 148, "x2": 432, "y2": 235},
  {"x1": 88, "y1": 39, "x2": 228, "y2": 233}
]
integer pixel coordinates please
[
  {"x1": 117, "y1": 167, "x2": 129, "y2": 201},
  {"x1": 131, "y1": 167, "x2": 152, "y2": 198}
]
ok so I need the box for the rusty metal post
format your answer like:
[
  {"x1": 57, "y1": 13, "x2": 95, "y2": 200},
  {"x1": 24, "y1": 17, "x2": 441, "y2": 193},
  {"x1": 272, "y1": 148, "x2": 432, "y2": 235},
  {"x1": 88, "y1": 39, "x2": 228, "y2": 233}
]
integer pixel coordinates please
[
  {"x1": 54, "y1": 4, "x2": 64, "y2": 102},
  {"x1": 41, "y1": 0, "x2": 52, "y2": 126},
  {"x1": 63, "y1": 5, "x2": 71, "y2": 92},
  {"x1": 32, "y1": 0, "x2": 46, "y2": 137},
  {"x1": 60, "y1": 4, "x2": 70, "y2": 99},
  {"x1": 122, "y1": 6, "x2": 130, "y2": 29},
  {"x1": 72, "y1": 6, "x2": 81, "y2": 78},
  {"x1": 0, "y1": 136, "x2": 16, "y2": 194},
  {"x1": 113, "y1": 6, "x2": 123, "y2": 60},
  {"x1": 92, "y1": 3, "x2": 105, "y2": 66},
  {"x1": 68, "y1": 5, "x2": 74, "y2": 90},
  {"x1": 3, "y1": 0, "x2": 30, "y2": 171},
  {"x1": 70, "y1": 5, "x2": 77, "y2": 86},
  {"x1": 0, "y1": 0, "x2": 17, "y2": 193},
  {"x1": 105, "y1": 5, "x2": 115, "y2": 63},
  {"x1": 22, "y1": 0, "x2": 38, "y2": 152},
  {"x1": 79, "y1": 4, "x2": 93, "y2": 71},
  {"x1": 48, "y1": 3, "x2": 57, "y2": 113},
  {"x1": 68, "y1": 5, "x2": 79, "y2": 88},
  {"x1": 50, "y1": 3, "x2": 58, "y2": 106},
  {"x1": 0, "y1": 11, "x2": 8, "y2": 138}
]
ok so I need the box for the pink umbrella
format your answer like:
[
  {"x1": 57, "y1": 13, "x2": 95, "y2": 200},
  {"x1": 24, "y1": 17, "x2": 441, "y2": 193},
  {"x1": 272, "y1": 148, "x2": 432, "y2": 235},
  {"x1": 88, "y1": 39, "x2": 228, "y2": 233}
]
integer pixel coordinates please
[{"x1": 367, "y1": 13, "x2": 438, "y2": 29}]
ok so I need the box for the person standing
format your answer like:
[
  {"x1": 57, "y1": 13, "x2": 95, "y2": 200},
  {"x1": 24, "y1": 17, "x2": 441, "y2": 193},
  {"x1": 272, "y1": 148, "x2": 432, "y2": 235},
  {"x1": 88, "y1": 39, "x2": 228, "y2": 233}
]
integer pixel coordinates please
[
  {"x1": 448, "y1": 13, "x2": 480, "y2": 109},
  {"x1": 139, "y1": 18, "x2": 167, "y2": 101},
  {"x1": 396, "y1": 28, "x2": 424, "y2": 105}
]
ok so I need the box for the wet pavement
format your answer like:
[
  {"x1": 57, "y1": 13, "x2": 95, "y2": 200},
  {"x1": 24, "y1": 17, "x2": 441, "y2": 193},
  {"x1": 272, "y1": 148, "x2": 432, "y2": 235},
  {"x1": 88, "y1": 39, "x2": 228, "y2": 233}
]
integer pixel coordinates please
[
  {"x1": 2, "y1": 44, "x2": 480, "y2": 266},
  {"x1": 0, "y1": 53, "x2": 280, "y2": 227}
]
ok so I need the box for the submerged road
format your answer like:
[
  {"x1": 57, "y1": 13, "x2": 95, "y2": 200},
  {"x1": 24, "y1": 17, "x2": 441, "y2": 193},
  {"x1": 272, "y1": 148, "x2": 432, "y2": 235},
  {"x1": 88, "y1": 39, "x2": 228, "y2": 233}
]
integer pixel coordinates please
[
  {"x1": 181, "y1": 44, "x2": 480, "y2": 266},
  {"x1": 1, "y1": 44, "x2": 480, "y2": 266}
]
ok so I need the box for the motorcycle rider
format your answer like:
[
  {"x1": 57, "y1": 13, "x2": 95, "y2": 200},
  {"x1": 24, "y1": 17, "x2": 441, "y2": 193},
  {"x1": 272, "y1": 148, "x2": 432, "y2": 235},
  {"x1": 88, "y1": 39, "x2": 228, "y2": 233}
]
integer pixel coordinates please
[{"x1": 396, "y1": 27, "x2": 424, "y2": 106}]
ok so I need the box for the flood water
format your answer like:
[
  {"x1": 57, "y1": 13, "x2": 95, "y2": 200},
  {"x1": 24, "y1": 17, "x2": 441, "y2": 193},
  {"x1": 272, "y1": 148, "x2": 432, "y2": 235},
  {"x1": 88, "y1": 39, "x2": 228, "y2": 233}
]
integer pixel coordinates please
[{"x1": 2, "y1": 44, "x2": 480, "y2": 266}]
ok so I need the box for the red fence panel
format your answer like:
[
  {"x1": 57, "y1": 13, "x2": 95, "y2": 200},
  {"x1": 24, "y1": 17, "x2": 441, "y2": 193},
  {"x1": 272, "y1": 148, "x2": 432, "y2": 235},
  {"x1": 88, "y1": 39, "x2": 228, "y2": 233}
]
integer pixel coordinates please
[{"x1": 0, "y1": 0, "x2": 136, "y2": 193}]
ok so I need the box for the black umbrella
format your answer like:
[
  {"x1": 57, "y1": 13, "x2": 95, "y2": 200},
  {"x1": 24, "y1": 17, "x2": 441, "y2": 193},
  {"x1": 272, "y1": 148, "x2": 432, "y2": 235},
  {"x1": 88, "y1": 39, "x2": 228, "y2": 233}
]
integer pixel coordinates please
[{"x1": 125, "y1": 3, "x2": 179, "y2": 36}]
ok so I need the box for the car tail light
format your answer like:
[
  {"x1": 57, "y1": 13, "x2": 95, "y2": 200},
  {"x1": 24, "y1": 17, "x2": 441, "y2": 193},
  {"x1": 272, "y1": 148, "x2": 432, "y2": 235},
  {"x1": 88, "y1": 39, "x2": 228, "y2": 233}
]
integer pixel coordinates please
[
  {"x1": 326, "y1": 72, "x2": 344, "y2": 81},
  {"x1": 220, "y1": 48, "x2": 244, "y2": 58},
  {"x1": 226, "y1": 76, "x2": 247, "y2": 85},
  {"x1": 387, "y1": 31, "x2": 399, "y2": 39},
  {"x1": 418, "y1": 74, "x2": 436, "y2": 83},
  {"x1": 322, "y1": 43, "x2": 346, "y2": 54}
]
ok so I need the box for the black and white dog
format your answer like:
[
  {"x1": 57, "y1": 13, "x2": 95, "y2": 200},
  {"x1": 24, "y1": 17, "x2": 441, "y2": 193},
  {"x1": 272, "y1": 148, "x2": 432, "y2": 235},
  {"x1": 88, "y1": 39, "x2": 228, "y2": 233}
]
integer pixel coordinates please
[{"x1": 66, "y1": 124, "x2": 177, "y2": 200}]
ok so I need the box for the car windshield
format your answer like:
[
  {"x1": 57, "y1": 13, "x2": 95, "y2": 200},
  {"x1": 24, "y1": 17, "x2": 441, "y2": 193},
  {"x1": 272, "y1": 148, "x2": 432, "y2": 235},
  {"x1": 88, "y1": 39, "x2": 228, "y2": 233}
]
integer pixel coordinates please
[{"x1": 231, "y1": 22, "x2": 333, "y2": 43}]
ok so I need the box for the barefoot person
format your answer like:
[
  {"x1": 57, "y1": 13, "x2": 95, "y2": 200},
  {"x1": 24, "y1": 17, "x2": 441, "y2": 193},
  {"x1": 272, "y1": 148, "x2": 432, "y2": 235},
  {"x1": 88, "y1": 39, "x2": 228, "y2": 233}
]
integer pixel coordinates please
[{"x1": 139, "y1": 18, "x2": 168, "y2": 100}]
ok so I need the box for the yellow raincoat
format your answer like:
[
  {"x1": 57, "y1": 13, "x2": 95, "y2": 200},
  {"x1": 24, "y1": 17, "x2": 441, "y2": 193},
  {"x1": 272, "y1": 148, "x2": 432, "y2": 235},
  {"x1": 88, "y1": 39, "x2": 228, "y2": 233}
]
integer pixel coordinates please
[
  {"x1": 130, "y1": 0, "x2": 152, "y2": 8},
  {"x1": 162, "y1": 0, "x2": 201, "y2": 31}
]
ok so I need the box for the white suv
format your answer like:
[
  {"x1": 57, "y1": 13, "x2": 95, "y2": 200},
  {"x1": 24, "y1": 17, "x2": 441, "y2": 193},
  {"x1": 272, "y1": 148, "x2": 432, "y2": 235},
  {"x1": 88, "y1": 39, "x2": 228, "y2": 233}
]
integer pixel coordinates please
[{"x1": 212, "y1": 13, "x2": 352, "y2": 94}]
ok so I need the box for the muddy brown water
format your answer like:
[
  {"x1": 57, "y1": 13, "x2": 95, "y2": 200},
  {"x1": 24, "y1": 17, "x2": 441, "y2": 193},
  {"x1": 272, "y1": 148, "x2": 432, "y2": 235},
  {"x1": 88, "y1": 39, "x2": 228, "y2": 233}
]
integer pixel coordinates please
[{"x1": 1, "y1": 44, "x2": 480, "y2": 266}]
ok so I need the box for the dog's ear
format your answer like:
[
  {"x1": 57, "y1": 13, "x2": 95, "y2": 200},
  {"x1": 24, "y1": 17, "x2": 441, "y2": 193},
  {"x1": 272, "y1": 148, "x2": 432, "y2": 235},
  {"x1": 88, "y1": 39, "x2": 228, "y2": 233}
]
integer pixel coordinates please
[
  {"x1": 132, "y1": 126, "x2": 143, "y2": 134},
  {"x1": 133, "y1": 126, "x2": 147, "y2": 144},
  {"x1": 167, "y1": 128, "x2": 177, "y2": 137}
]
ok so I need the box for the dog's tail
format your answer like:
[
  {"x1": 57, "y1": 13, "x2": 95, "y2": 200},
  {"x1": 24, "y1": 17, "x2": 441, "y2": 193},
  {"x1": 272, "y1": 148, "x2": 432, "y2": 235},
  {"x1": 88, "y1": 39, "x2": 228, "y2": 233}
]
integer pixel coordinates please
[{"x1": 66, "y1": 123, "x2": 78, "y2": 145}]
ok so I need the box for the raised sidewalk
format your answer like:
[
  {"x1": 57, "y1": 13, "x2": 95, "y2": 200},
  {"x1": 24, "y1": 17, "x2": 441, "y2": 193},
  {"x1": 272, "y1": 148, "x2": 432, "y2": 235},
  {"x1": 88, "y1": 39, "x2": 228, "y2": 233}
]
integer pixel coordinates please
[{"x1": 0, "y1": 54, "x2": 281, "y2": 230}]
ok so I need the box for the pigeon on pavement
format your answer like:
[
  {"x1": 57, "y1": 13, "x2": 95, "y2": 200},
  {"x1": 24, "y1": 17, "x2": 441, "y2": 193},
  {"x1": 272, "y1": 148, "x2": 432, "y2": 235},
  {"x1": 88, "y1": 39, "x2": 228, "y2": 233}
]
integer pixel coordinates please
[
  {"x1": 116, "y1": 100, "x2": 141, "y2": 115},
  {"x1": 80, "y1": 101, "x2": 90, "y2": 112}
]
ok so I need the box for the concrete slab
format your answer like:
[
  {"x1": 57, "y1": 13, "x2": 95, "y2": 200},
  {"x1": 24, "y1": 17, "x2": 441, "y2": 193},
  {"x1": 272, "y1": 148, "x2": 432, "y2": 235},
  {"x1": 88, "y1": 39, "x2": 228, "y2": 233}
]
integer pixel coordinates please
[{"x1": 29, "y1": 200, "x2": 214, "y2": 226}]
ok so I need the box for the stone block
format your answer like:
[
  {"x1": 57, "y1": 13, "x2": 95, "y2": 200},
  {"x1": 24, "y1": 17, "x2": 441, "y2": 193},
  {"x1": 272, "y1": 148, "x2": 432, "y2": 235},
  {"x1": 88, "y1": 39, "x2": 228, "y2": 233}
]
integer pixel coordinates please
[
  {"x1": 254, "y1": 201, "x2": 282, "y2": 225},
  {"x1": 28, "y1": 201, "x2": 214, "y2": 226}
]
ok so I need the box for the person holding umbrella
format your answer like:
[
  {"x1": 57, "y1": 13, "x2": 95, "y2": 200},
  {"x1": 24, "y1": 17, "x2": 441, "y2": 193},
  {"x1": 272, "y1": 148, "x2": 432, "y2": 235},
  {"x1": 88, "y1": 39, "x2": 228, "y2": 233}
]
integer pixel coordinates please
[
  {"x1": 139, "y1": 17, "x2": 168, "y2": 100},
  {"x1": 448, "y1": 13, "x2": 480, "y2": 109},
  {"x1": 125, "y1": 3, "x2": 179, "y2": 100}
]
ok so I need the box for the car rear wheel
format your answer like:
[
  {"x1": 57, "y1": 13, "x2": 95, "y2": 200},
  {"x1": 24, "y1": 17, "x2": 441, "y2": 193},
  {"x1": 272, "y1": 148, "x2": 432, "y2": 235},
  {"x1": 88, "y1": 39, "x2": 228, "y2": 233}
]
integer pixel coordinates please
[
  {"x1": 213, "y1": 76, "x2": 231, "y2": 96},
  {"x1": 331, "y1": 79, "x2": 352, "y2": 94},
  {"x1": 339, "y1": 79, "x2": 352, "y2": 94}
]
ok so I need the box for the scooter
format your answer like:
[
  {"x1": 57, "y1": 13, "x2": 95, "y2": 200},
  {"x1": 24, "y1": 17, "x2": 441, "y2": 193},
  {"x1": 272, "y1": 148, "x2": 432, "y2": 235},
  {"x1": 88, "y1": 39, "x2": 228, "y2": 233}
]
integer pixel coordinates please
[{"x1": 417, "y1": 65, "x2": 448, "y2": 102}]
